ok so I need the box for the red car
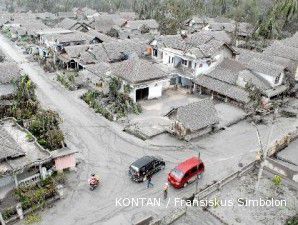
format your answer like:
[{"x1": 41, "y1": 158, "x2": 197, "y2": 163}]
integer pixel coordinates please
[{"x1": 168, "y1": 157, "x2": 205, "y2": 188}]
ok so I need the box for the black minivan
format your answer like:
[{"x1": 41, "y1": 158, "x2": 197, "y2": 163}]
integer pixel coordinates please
[{"x1": 129, "y1": 156, "x2": 165, "y2": 182}]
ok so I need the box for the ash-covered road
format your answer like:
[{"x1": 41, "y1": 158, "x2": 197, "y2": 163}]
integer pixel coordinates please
[{"x1": 1, "y1": 34, "x2": 297, "y2": 225}]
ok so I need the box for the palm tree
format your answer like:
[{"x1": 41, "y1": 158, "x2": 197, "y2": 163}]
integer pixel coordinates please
[
  {"x1": 279, "y1": 0, "x2": 298, "y2": 24},
  {"x1": 218, "y1": 0, "x2": 227, "y2": 15}
]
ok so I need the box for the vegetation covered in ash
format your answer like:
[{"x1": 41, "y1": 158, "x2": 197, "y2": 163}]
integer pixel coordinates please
[
  {"x1": 1, "y1": 75, "x2": 65, "y2": 150},
  {"x1": 8, "y1": 0, "x2": 297, "y2": 39},
  {"x1": 82, "y1": 77, "x2": 142, "y2": 120}
]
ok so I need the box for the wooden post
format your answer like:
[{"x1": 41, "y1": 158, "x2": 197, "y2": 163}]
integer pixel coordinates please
[
  {"x1": 16, "y1": 203, "x2": 24, "y2": 220},
  {"x1": 13, "y1": 173, "x2": 18, "y2": 188}
]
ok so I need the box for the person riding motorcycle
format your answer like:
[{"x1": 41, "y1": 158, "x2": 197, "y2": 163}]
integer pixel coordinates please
[{"x1": 88, "y1": 173, "x2": 99, "y2": 187}]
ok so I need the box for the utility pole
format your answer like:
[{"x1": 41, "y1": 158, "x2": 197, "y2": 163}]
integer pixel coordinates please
[{"x1": 254, "y1": 109, "x2": 277, "y2": 192}]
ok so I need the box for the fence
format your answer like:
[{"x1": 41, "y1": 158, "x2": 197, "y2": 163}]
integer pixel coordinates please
[
  {"x1": 195, "y1": 161, "x2": 257, "y2": 200},
  {"x1": 0, "y1": 195, "x2": 60, "y2": 225},
  {"x1": 18, "y1": 173, "x2": 41, "y2": 187}
]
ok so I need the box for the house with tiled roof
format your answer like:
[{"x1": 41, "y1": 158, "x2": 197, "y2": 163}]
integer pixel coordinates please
[
  {"x1": 74, "y1": 7, "x2": 99, "y2": 20},
  {"x1": 184, "y1": 16, "x2": 208, "y2": 31},
  {"x1": 263, "y1": 35, "x2": 298, "y2": 81},
  {"x1": 77, "y1": 62, "x2": 110, "y2": 91},
  {"x1": 56, "y1": 18, "x2": 78, "y2": 30},
  {"x1": 89, "y1": 14, "x2": 126, "y2": 34},
  {"x1": 86, "y1": 29, "x2": 114, "y2": 43},
  {"x1": 167, "y1": 98, "x2": 219, "y2": 140},
  {"x1": 3, "y1": 16, "x2": 49, "y2": 41},
  {"x1": 56, "y1": 38, "x2": 146, "y2": 70},
  {"x1": 107, "y1": 57, "x2": 169, "y2": 102},
  {"x1": 0, "y1": 118, "x2": 77, "y2": 190},
  {"x1": 236, "y1": 47, "x2": 294, "y2": 72},
  {"x1": 148, "y1": 32, "x2": 237, "y2": 93},
  {"x1": 116, "y1": 19, "x2": 159, "y2": 40},
  {"x1": 194, "y1": 57, "x2": 290, "y2": 107},
  {"x1": 121, "y1": 19, "x2": 159, "y2": 35},
  {"x1": 41, "y1": 30, "x2": 97, "y2": 53},
  {"x1": 102, "y1": 39, "x2": 146, "y2": 62},
  {"x1": 184, "y1": 16, "x2": 253, "y2": 40},
  {"x1": 195, "y1": 59, "x2": 250, "y2": 105},
  {"x1": 246, "y1": 58, "x2": 287, "y2": 87},
  {"x1": 56, "y1": 18, "x2": 93, "y2": 33}
]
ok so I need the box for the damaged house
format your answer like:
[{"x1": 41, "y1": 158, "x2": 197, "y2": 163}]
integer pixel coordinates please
[
  {"x1": 107, "y1": 58, "x2": 169, "y2": 102},
  {"x1": 167, "y1": 98, "x2": 219, "y2": 141}
]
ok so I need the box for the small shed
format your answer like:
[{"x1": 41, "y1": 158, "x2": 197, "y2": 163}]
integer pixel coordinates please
[
  {"x1": 167, "y1": 99, "x2": 219, "y2": 140},
  {"x1": 51, "y1": 148, "x2": 78, "y2": 172}
]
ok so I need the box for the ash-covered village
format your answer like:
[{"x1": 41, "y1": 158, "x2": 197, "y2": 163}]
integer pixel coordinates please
[{"x1": 0, "y1": 0, "x2": 297, "y2": 225}]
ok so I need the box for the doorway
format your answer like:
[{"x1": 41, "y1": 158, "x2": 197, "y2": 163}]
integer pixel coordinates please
[{"x1": 136, "y1": 87, "x2": 149, "y2": 101}]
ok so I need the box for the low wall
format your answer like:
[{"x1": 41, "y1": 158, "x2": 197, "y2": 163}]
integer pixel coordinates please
[
  {"x1": 267, "y1": 129, "x2": 298, "y2": 156},
  {"x1": 264, "y1": 158, "x2": 298, "y2": 182}
]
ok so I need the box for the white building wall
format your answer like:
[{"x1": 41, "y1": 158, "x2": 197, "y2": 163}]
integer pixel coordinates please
[
  {"x1": 148, "y1": 82, "x2": 163, "y2": 99},
  {"x1": 256, "y1": 72, "x2": 284, "y2": 87},
  {"x1": 129, "y1": 79, "x2": 167, "y2": 102},
  {"x1": 129, "y1": 88, "x2": 136, "y2": 102},
  {"x1": 195, "y1": 47, "x2": 233, "y2": 75},
  {"x1": 195, "y1": 60, "x2": 209, "y2": 75}
]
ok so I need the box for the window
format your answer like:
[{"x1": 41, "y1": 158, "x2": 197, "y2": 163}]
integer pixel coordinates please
[
  {"x1": 153, "y1": 49, "x2": 158, "y2": 57},
  {"x1": 181, "y1": 59, "x2": 187, "y2": 66},
  {"x1": 171, "y1": 168, "x2": 184, "y2": 179},
  {"x1": 184, "y1": 171, "x2": 191, "y2": 178},
  {"x1": 190, "y1": 166, "x2": 198, "y2": 174}
]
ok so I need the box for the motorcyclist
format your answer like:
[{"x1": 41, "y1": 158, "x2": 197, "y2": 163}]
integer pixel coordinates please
[{"x1": 88, "y1": 173, "x2": 99, "y2": 186}]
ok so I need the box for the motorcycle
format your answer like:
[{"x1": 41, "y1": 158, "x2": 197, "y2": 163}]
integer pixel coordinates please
[{"x1": 89, "y1": 178, "x2": 99, "y2": 191}]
